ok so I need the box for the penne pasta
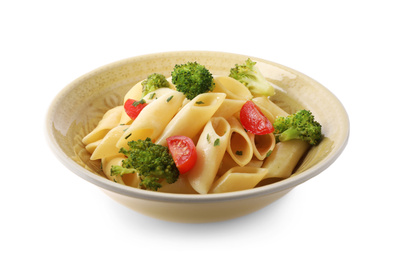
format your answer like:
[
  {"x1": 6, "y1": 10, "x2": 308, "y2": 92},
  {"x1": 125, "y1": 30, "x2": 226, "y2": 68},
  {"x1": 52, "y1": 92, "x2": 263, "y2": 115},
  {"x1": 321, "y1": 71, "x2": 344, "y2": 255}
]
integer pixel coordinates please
[
  {"x1": 262, "y1": 139, "x2": 310, "y2": 179},
  {"x1": 209, "y1": 167, "x2": 268, "y2": 193},
  {"x1": 143, "y1": 87, "x2": 180, "y2": 104},
  {"x1": 218, "y1": 153, "x2": 264, "y2": 177},
  {"x1": 118, "y1": 80, "x2": 176, "y2": 124},
  {"x1": 252, "y1": 96, "x2": 288, "y2": 118},
  {"x1": 213, "y1": 98, "x2": 245, "y2": 119},
  {"x1": 117, "y1": 89, "x2": 185, "y2": 149},
  {"x1": 101, "y1": 155, "x2": 126, "y2": 184},
  {"x1": 155, "y1": 93, "x2": 226, "y2": 146},
  {"x1": 85, "y1": 139, "x2": 101, "y2": 154},
  {"x1": 102, "y1": 156, "x2": 140, "y2": 188},
  {"x1": 217, "y1": 152, "x2": 239, "y2": 176},
  {"x1": 213, "y1": 76, "x2": 253, "y2": 100},
  {"x1": 158, "y1": 175, "x2": 198, "y2": 194},
  {"x1": 226, "y1": 116, "x2": 254, "y2": 167},
  {"x1": 248, "y1": 132, "x2": 276, "y2": 161},
  {"x1": 246, "y1": 158, "x2": 264, "y2": 168},
  {"x1": 121, "y1": 169, "x2": 140, "y2": 189},
  {"x1": 187, "y1": 117, "x2": 231, "y2": 194},
  {"x1": 90, "y1": 124, "x2": 129, "y2": 160},
  {"x1": 82, "y1": 106, "x2": 124, "y2": 145}
]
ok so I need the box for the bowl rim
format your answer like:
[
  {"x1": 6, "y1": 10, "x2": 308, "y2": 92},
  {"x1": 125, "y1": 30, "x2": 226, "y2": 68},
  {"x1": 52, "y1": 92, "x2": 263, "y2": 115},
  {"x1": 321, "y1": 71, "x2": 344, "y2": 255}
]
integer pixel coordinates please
[{"x1": 46, "y1": 50, "x2": 350, "y2": 203}]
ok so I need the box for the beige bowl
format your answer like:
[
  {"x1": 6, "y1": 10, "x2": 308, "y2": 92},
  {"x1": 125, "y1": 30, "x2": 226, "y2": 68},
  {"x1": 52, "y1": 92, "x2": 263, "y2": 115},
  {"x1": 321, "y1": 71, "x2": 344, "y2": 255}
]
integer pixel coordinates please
[{"x1": 46, "y1": 51, "x2": 349, "y2": 223}]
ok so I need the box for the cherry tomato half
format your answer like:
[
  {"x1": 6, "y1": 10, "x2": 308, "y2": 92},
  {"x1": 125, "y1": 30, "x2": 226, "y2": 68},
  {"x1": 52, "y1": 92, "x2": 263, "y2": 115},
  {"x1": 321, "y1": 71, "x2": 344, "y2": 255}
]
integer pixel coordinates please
[
  {"x1": 240, "y1": 100, "x2": 274, "y2": 135},
  {"x1": 124, "y1": 99, "x2": 148, "y2": 120},
  {"x1": 166, "y1": 135, "x2": 197, "y2": 174}
]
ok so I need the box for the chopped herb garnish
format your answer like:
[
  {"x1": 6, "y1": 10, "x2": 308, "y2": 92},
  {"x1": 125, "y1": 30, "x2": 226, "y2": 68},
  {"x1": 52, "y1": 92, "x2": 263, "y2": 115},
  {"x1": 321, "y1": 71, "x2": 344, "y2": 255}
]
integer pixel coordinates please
[
  {"x1": 196, "y1": 101, "x2": 204, "y2": 105},
  {"x1": 166, "y1": 95, "x2": 174, "y2": 102},
  {"x1": 235, "y1": 151, "x2": 243, "y2": 156},
  {"x1": 266, "y1": 150, "x2": 272, "y2": 158},
  {"x1": 214, "y1": 138, "x2": 220, "y2": 146},
  {"x1": 149, "y1": 93, "x2": 156, "y2": 99},
  {"x1": 206, "y1": 134, "x2": 210, "y2": 143},
  {"x1": 125, "y1": 133, "x2": 132, "y2": 139},
  {"x1": 133, "y1": 99, "x2": 146, "y2": 107}
]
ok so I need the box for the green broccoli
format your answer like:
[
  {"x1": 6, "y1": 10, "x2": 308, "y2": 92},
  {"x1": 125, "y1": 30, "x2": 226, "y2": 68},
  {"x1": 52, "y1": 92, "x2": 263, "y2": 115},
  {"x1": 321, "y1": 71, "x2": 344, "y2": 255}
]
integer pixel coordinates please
[
  {"x1": 141, "y1": 73, "x2": 170, "y2": 97},
  {"x1": 273, "y1": 109, "x2": 323, "y2": 146},
  {"x1": 171, "y1": 61, "x2": 215, "y2": 100},
  {"x1": 110, "y1": 138, "x2": 179, "y2": 191},
  {"x1": 229, "y1": 58, "x2": 275, "y2": 97}
]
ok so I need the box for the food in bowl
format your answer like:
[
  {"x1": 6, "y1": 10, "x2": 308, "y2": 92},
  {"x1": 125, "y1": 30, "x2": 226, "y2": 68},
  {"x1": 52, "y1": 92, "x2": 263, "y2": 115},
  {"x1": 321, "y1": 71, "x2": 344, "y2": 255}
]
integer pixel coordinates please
[
  {"x1": 81, "y1": 58, "x2": 323, "y2": 194},
  {"x1": 46, "y1": 51, "x2": 349, "y2": 223}
]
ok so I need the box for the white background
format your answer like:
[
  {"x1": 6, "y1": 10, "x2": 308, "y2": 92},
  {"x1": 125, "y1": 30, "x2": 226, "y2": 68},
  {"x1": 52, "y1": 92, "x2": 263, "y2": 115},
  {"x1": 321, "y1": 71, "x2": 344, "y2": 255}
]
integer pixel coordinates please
[{"x1": 1, "y1": 1, "x2": 393, "y2": 259}]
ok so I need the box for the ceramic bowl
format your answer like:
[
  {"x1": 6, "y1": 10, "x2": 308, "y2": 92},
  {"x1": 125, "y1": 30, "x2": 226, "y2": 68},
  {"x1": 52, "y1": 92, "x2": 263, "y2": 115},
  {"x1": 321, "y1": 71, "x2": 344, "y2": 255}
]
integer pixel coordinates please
[{"x1": 46, "y1": 51, "x2": 349, "y2": 223}]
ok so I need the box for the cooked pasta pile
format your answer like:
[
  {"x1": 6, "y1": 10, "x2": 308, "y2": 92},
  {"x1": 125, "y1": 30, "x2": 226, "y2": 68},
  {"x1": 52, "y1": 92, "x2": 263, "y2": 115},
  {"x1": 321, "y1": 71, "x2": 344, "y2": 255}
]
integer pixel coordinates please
[{"x1": 82, "y1": 72, "x2": 311, "y2": 194}]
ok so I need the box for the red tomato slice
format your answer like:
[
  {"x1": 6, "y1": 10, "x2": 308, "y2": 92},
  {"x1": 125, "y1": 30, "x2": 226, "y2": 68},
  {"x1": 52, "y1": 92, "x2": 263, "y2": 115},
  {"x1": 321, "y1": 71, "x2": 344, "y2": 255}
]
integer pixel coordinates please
[
  {"x1": 240, "y1": 100, "x2": 274, "y2": 135},
  {"x1": 124, "y1": 99, "x2": 147, "y2": 120},
  {"x1": 166, "y1": 136, "x2": 197, "y2": 174}
]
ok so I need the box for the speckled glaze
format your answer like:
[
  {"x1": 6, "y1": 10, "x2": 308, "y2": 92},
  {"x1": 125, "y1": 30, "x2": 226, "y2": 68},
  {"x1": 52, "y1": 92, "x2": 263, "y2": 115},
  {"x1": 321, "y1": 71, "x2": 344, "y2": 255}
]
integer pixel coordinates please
[{"x1": 46, "y1": 51, "x2": 349, "y2": 223}]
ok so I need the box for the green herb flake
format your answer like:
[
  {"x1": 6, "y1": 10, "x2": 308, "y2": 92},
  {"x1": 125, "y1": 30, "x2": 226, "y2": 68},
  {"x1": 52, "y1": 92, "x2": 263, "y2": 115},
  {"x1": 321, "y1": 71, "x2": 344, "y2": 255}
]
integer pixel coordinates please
[
  {"x1": 206, "y1": 134, "x2": 210, "y2": 143},
  {"x1": 133, "y1": 99, "x2": 146, "y2": 107},
  {"x1": 214, "y1": 138, "x2": 220, "y2": 147},
  {"x1": 149, "y1": 93, "x2": 156, "y2": 99},
  {"x1": 196, "y1": 101, "x2": 204, "y2": 105},
  {"x1": 125, "y1": 133, "x2": 132, "y2": 139},
  {"x1": 166, "y1": 95, "x2": 174, "y2": 102},
  {"x1": 266, "y1": 150, "x2": 272, "y2": 158},
  {"x1": 235, "y1": 151, "x2": 243, "y2": 156}
]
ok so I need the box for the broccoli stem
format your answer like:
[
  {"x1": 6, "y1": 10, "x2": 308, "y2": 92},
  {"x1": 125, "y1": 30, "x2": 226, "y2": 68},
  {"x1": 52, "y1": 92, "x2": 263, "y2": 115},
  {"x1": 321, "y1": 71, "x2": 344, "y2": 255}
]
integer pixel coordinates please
[{"x1": 278, "y1": 127, "x2": 300, "y2": 142}]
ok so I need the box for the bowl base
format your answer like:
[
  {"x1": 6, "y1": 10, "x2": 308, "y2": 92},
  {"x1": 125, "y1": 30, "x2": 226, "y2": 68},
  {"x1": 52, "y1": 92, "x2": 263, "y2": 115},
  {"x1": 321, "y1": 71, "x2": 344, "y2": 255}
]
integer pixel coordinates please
[{"x1": 102, "y1": 188, "x2": 293, "y2": 223}]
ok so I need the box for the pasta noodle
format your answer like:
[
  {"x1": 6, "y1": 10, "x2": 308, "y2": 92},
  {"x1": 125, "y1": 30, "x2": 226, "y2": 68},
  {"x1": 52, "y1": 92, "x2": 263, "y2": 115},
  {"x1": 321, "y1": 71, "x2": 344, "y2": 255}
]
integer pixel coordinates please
[
  {"x1": 252, "y1": 96, "x2": 288, "y2": 118},
  {"x1": 187, "y1": 117, "x2": 231, "y2": 194},
  {"x1": 82, "y1": 105, "x2": 124, "y2": 145},
  {"x1": 262, "y1": 139, "x2": 310, "y2": 179},
  {"x1": 213, "y1": 98, "x2": 245, "y2": 119},
  {"x1": 209, "y1": 167, "x2": 268, "y2": 193},
  {"x1": 226, "y1": 116, "x2": 254, "y2": 167},
  {"x1": 159, "y1": 175, "x2": 198, "y2": 194},
  {"x1": 116, "y1": 89, "x2": 185, "y2": 149},
  {"x1": 101, "y1": 155, "x2": 126, "y2": 184},
  {"x1": 213, "y1": 76, "x2": 253, "y2": 100},
  {"x1": 90, "y1": 124, "x2": 129, "y2": 160},
  {"x1": 85, "y1": 139, "x2": 101, "y2": 154},
  {"x1": 155, "y1": 93, "x2": 226, "y2": 146},
  {"x1": 217, "y1": 153, "x2": 264, "y2": 177},
  {"x1": 248, "y1": 132, "x2": 276, "y2": 161}
]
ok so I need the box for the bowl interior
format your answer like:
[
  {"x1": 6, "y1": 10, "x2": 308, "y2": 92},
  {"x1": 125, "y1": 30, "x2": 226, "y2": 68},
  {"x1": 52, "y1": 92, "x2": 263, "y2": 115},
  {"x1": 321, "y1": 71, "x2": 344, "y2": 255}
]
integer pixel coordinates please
[{"x1": 46, "y1": 51, "x2": 349, "y2": 200}]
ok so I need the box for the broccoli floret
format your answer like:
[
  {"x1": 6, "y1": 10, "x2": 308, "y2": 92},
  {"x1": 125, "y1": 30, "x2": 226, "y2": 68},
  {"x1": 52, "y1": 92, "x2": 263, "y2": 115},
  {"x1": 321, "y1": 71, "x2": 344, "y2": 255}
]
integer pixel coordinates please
[
  {"x1": 111, "y1": 166, "x2": 137, "y2": 176},
  {"x1": 229, "y1": 58, "x2": 275, "y2": 97},
  {"x1": 273, "y1": 109, "x2": 323, "y2": 146},
  {"x1": 171, "y1": 61, "x2": 215, "y2": 100},
  {"x1": 110, "y1": 138, "x2": 179, "y2": 191},
  {"x1": 141, "y1": 73, "x2": 171, "y2": 97}
]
